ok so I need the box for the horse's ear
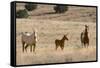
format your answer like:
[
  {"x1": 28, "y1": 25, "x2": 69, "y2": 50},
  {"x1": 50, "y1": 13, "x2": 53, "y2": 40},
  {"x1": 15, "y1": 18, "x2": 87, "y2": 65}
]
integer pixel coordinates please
[{"x1": 85, "y1": 25, "x2": 89, "y2": 28}]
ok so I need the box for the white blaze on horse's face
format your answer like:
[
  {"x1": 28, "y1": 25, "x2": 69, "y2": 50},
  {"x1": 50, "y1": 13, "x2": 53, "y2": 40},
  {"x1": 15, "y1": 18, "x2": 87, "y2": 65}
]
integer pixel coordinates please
[
  {"x1": 34, "y1": 30, "x2": 38, "y2": 42},
  {"x1": 35, "y1": 33, "x2": 37, "y2": 42},
  {"x1": 25, "y1": 32, "x2": 31, "y2": 36}
]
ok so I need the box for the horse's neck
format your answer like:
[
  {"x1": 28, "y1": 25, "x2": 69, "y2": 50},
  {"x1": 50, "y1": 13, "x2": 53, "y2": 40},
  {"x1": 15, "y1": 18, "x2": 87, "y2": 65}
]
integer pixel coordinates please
[
  {"x1": 83, "y1": 28, "x2": 88, "y2": 38},
  {"x1": 85, "y1": 28, "x2": 87, "y2": 31},
  {"x1": 61, "y1": 37, "x2": 65, "y2": 42},
  {"x1": 84, "y1": 28, "x2": 88, "y2": 34},
  {"x1": 32, "y1": 32, "x2": 37, "y2": 41}
]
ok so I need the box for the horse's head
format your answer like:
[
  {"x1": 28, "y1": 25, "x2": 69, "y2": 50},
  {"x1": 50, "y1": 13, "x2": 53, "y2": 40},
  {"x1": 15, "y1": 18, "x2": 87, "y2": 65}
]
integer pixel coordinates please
[
  {"x1": 85, "y1": 25, "x2": 89, "y2": 31},
  {"x1": 32, "y1": 29, "x2": 38, "y2": 42},
  {"x1": 64, "y1": 34, "x2": 68, "y2": 41}
]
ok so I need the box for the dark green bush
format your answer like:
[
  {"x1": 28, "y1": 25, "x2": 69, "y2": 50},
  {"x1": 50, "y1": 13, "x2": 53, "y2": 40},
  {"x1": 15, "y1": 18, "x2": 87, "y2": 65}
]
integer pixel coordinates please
[
  {"x1": 25, "y1": 3, "x2": 37, "y2": 11},
  {"x1": 16, "y1": 9, "x2": 29, "y2": 18},
  {"x1": 54, "y1": 5, "x2": 68, "y2": 13}
]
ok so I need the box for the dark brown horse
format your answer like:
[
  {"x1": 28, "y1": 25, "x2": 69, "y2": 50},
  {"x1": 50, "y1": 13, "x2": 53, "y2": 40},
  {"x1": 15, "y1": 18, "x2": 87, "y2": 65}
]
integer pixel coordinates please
[
  {"x1": 55, "y1": 35, "x2": 68, "y2": 50},
  {"x1": 81, "y1": 25, "x2": 89, "y2": 47}
]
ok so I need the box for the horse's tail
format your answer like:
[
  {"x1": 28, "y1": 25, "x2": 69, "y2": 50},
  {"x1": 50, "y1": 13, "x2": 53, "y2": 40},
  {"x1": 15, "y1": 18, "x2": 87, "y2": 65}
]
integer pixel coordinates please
[
  {"x1": 81, "y1": 32, "x2": 84, "y2": 43},
  {"x1": 55, "y1": 39, "x2": 58, "y2": 50},
  {"x1": 55, "y1": 40, "x2": 57, "y2": 44}
]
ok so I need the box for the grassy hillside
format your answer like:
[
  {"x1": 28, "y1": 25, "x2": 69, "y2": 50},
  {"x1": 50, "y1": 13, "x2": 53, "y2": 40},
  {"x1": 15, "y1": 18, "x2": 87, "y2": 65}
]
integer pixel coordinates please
[
  {"x1": 16, "y1": 19, "x2": 96, "y2": 65},
  {"x1": 16, "y1": 3, "x2": 97, "y2": 65}
]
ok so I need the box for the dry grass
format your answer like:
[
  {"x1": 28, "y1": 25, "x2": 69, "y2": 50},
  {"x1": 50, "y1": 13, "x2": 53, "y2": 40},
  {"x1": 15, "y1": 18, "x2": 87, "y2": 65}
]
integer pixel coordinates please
[
  {"x1": 16, "y1": 19, "x2": 96, "y2": 65},
  {"x1": 16, "y1": 3, "x2": 97, "y2": 65}
]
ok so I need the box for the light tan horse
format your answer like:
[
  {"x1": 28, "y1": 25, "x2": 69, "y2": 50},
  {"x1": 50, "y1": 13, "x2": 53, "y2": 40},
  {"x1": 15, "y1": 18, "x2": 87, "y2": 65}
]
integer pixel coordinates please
[{"x1": 21, "y1": 29, "x2": 37, "y2": 52}]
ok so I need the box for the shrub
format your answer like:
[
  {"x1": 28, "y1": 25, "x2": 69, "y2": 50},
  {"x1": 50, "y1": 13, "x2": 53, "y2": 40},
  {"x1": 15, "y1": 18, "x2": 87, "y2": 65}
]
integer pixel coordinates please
[
  {"x1": 25, "y1": 3, "x2": 37, "y2": 11},
  {"x1": 54, "y1": 5, "x2": 68, "y2": 13},
  {"x1": 16, "y1": 9, "x2": 29, "y2": 18}
]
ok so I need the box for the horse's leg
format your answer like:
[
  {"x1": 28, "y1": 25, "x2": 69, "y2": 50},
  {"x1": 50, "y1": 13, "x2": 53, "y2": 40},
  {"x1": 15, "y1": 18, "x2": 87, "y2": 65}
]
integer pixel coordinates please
[
  {"x1": 82, "y1": 43, "x2": 83, "y2": 48},
  {"x1": 87, "y1": 40, "x2": 89, "y2": 47},
  {"x1": 82, "y1": 43, "x2": 84, "y2": 48},
  {"x1": 30, "y1": 45, "x2": 32, "y2": 52},
  {"x1": 25, "y1": 44, "x2": 28, "y2": 52},
  {"x1": 33, "y1": 44, "x2": 36, "y2": 52},
  {"x1": 60, "y1": 45, "x2": 64, "y2": 50},
  {"x1": 86, "y1": 43, "x2": 89, "y2": 48},
  {"x1": 87, "y1": 43, "x2": 89, "y2": 47},
  {"x1": 55, "y1": 44, "x2": 59, "y2": 50},
  {"x1": 84, "y1": 43, "x2": 86, "y2": 48},
  {"x1": 81, "y1": 42, "x2": 83, "y2": 47},
  {"x1": 22, "y1": 41, "x2": 25, "y2": 52},
  {"x1": 55, "y1": 41, "x2": 58, "y2": 50}
]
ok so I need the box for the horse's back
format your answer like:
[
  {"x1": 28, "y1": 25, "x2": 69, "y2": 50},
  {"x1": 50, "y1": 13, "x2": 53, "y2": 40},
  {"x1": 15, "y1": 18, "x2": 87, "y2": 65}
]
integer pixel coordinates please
[{"x1": 21, "y1": 32, "x2": 36, "y2": 45}]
